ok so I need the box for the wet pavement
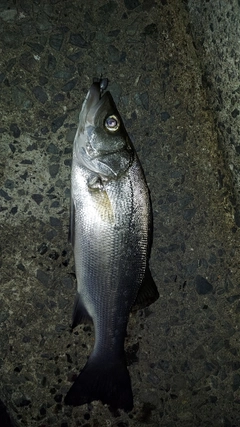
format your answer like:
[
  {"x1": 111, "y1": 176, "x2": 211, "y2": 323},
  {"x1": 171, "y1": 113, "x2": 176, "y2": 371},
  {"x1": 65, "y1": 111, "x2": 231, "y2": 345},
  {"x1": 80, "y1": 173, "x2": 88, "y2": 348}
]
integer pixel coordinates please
[{"x1": 1, "y1": 1, "x2": 240, "y2": 426}]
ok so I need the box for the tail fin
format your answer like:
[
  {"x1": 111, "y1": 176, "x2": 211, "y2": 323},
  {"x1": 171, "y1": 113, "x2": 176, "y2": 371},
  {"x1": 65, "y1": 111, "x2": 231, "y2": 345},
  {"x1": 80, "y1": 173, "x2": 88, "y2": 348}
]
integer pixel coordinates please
[{"x1": 64, "y1": 355, "x2": 133, "y2": 411}]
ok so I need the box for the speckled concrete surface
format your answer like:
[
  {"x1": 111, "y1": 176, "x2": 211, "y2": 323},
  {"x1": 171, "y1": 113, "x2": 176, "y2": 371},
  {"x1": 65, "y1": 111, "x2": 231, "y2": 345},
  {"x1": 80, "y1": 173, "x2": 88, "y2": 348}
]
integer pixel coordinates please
[
  {"x1": 187, "y1": 0, "x2": 240, "y2": 227},
  {"x1": 1, "y1": 1, "x2": 240, "y2": 426}
]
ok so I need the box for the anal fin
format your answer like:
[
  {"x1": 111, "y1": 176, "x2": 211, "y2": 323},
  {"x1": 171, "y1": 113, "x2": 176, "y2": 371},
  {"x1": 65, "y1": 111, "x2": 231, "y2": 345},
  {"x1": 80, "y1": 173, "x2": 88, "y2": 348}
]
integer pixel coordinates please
[{"x1": 132, "y1": 265, "x2": 159, "y2": 312}]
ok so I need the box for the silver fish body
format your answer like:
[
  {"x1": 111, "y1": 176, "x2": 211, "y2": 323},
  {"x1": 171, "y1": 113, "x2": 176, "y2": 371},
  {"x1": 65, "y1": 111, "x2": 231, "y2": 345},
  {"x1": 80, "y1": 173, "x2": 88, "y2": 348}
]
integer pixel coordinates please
[{"x1": 65, "y1": 79, "x2": 158, "y2": 411}]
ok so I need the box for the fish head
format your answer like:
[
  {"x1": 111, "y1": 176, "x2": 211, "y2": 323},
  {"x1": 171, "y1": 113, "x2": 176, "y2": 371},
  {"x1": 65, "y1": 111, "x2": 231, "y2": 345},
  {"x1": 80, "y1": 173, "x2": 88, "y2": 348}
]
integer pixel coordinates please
[{"x1": 74, "y1": 80, "x2": 134, "y2": 180}]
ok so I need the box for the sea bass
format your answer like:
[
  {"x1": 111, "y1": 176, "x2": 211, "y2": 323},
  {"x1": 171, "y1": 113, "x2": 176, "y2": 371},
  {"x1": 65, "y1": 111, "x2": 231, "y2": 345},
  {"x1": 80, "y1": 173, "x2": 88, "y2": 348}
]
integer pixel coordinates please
[{"x1": 64, "y1": 78, "x2": 158, "y2": 411}]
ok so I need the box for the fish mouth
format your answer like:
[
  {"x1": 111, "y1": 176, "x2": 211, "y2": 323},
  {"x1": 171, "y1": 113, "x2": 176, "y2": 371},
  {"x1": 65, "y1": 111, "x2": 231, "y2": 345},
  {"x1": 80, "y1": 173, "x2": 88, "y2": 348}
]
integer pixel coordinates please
[
  {"x1": 83, "y1": 78, "x2": 109, "y2": 121},
  {"x1": 86, "y1": 82, "x2": 101, "y2": 109}
]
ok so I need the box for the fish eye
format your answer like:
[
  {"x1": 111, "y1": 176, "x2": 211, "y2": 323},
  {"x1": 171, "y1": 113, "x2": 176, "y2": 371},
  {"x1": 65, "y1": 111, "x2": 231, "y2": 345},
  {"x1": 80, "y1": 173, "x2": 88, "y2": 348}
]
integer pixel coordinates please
[{"x1": 104, "y1": 115, "x2": 120, "y2": 132}]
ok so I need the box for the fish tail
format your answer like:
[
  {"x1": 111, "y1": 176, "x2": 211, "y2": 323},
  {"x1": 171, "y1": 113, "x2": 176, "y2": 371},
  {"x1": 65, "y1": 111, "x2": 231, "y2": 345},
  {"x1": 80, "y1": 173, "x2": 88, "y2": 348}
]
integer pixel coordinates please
[{"x1": 64, "y1": 354, "x2": 133, "y2": 411}]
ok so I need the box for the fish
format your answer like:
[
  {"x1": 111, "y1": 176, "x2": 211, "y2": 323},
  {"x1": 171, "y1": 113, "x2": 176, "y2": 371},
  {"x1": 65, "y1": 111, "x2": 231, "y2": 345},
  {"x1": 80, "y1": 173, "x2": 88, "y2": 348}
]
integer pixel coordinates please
[{"x1": 64, "y1": 78, "x2": 159, "y2": 411}]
